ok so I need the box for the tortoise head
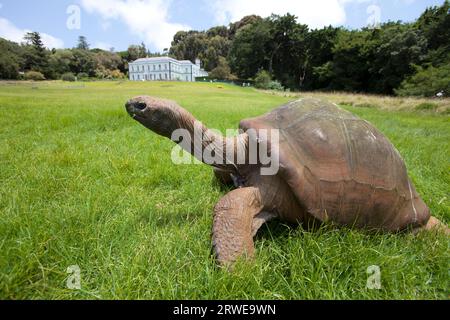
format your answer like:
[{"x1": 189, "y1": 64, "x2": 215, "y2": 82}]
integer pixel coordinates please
[{"x1": 125, "y1": 95, "x2": 182, "y2": 138}]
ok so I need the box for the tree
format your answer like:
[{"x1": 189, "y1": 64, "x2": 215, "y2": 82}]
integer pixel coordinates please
[
  {"x1": 254, "y1": 70, "x2": 272, "y2": 89},
  {"x1": 202, "y1": 36, "x2": 230, "y2": 71},
  {"x1": 228, "y1": 14, "x2": 310, "y2": 89},
  {"x1": 126, "y1": 45, "x2": 141, "y2": 61},
  {"x1": 416, "y1": 1, "x2": 450, "y2": 51},
  {"x1": 228, "y1": 19, "x2": 272, "y2": 79},
  {"x1": 70, "y1": 49, "x2": 95, "y2": 76},
  {"x1": 328, "y1": 29, "x2": 376, "y2": 92},
  {"x1": 24, "y1": 31, "x2": 45, "y2": 50},
  {"x1": 267, "y1": 14, "x2": 309, "y2": 89},
  {"x1": 94, "y1": 50, "x2": 122, "y2": 71},
  {"x1": 139, "y1": 42, "x2": 148, "y2": 57},
  {"x1": 93, "y1": 50, "x2": 124, "y2": 79},
  {"x1": 228, "y1": 15, "x2": 263, "y2": 38},
  {"x1": 0, "y1": 53, "x2": 20, "y2": 79},
  {"x1": 77, "y1": 36, "x2": 90, "y2": 50},
  {"x1": 395, "y1": 62, "x2": 450, "y2": 97},
  {"x1": 170, "y1": 31, "x2": 208, "y2": 63},
  {"x1": 125, "y1": 43, "x2": 149, "y2": 61},
  {"x1": 416, "y1": 1, "x2": 450, "y2": 68},
  {"x1": 371, "y1": 24, "x2": 428, "y2": 94},
  {"x1": 303, "y1": 26, "x2": 339, "y2": 89},
  {"x1": 0, "y1": 38, "x2": 24, "y2": 79},
  {"x1": 23, "y1": 32, "x2": 49, "y2": 76},
  {"x1": 48, "y1": 49, "x2": 74, "y2": 78},
  {"x1": 209, "y1": 57, "x2": 234, "y2": 80},
  {"x1": 207, "y1": 26, "x2": 229, "y2": 38}
]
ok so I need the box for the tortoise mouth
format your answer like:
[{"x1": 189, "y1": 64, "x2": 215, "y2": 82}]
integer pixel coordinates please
[{"x1": 126, "y1": 100, "x2": 148, "y2": 119}]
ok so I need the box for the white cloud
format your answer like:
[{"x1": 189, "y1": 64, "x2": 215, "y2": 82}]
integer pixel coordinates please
[
  {"x1": 207, "y1": 0, "x2": 348, "y2": 29},
  {"x1": 0, "y1": 17, "x2": 64, "y2": 48},
  {"x1": 395, "y1": 0, "x2": 416, "y2": 4},
  {"x1": 100, "y1": 20, "x2": 112, "y2": 31},
  {"x1": 80, "y1": 0, "x2": 190, "y2": 51},
  {"x1": 39, "y1": 33, "x2": 65, "y2": 49}
]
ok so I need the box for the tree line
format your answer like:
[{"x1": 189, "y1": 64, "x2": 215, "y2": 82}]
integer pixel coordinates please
[
  {"x1": 0, "y1": 34, "x2": 161, "y2": 81},
  {"x1": 0, "y1": 1, "x2": 448, "y2": 96},
  {"x1": 170, "y1": 1, "x2": 449, "y2": 96}
]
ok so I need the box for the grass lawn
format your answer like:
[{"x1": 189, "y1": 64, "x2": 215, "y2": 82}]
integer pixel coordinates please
[{"x1": 0, "y1": 81, "x2": 448, "y2": 299}]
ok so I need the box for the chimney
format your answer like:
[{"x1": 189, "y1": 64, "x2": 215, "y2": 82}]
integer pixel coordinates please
[{"x1": 195, "y1": 58, "x2": 201, "y2": 67}]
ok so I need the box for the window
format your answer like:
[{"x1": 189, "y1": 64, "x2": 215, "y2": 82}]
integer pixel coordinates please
[
  {"x1": 148, "y1": 65, "x2": 150, "y2": 71},
  {"x1": 159, "y1": 64, "x2": 161, "y2": 70},
  {"x1": 185, "y1": 68, "x2": 188, "y2": 73},
  {"x1": 153, "y1": 65, "x2": 156, "y2": 71},
  {"x1": 159, "y1": 74, "x2": 162, "y2": 80},
  {"x1": 165, "y1": 73, "x2": 168, "y2": 80},
  {"x1": 142, "y1": 65, "x2": 144, "y2": 71}
]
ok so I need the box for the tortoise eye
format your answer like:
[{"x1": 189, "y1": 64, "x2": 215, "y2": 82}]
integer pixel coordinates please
[{"x1": 135, "y1": 102, "x2": 147, "y2": 110}]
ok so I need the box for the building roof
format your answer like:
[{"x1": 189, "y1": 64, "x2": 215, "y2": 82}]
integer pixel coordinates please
[
  {"x1": 132, "y1": 57, "x2": 194, "y2": 65},
  {"x1": 132, "y1": 56, "x2": 172, "y2": 63}
]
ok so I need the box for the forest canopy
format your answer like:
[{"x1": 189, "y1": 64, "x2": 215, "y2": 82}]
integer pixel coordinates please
[{"x1": 169, "y1": 1, "x2": 449, "y2": 96}]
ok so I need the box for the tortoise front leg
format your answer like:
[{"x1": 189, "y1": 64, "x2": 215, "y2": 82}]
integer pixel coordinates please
[{"x1": 212, "y1": 187, "x2": 264, "y2": 266}]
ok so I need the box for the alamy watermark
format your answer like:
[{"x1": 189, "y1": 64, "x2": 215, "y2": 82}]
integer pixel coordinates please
[
  {"x1": 170, "y1": 121, "x2": 280, "y2": 176},
  {"x1": 66, "y1": 4, "x2": 81, "y2": 30},
  {"x1": 367, "y1": 3, "x2": 381, "y2": 29},
  {"x1": 366, "y1": 265, "x2": 381, "y2": 290},
  {"x1": 66, "y1": 265, "x2": 81, "y2": 290}
]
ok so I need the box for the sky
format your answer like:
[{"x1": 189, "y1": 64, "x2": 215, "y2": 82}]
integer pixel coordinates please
[{"x1": 0, "y1": 0, "x2": 445, "y2": 52}]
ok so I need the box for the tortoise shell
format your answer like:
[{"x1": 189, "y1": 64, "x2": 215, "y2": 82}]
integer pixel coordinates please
[{"x1": 239, "y1": 99, "x2": 430, "y2": 231}]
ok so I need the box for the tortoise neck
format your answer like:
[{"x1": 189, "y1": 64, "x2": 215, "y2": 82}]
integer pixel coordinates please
[{"x1": 169, "y1": 105, "x2": 248, "y2": 174}]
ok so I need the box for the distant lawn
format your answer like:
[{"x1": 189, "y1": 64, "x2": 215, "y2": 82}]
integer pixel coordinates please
[{"x1": 0, "y1": 81, "x2": 448, "y2": 299}]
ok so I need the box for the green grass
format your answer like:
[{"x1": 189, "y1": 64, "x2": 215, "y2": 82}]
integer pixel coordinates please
[{"x1": 0, "y1": 81, "x2": 448, "y2": 300}]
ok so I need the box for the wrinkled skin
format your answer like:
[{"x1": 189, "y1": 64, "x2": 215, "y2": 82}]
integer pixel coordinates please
[{"x1": 126, "y1": 96, "x2": 448, "y2": 266}]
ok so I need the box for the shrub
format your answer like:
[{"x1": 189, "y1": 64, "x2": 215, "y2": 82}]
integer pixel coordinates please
[
  {"x1": 395, "y1": 63, "x2": 450, "y2": 97},
  {"x1": 95, "y1": 67, "x2": 125, "y2": 79},
  {"x1": 61, "y1": 72, "x2": 76, "y2": 82},
  {"x1": 24, "y1": 71, "x2": 45, "y2": 81},
  {"x1": 109, "y1": 69, "x2": 125, "y2": 79},
  {"x1": 268, "y1": 80, "x2": 284, "y2": 91},
  {"x1": 77, "y1": 72, "x2": 89, "y2": 80},
  {"x1": 254, "y1": 70, "x2": 271, "y2": 89}
]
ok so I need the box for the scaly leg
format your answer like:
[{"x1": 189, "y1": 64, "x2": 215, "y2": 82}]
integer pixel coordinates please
[
  {"x1": 212, "y1": 187, "x2": 265, "y2": 266},
  {"x1": 413, "y1": 216, "x2": 449, "y2": 235}
]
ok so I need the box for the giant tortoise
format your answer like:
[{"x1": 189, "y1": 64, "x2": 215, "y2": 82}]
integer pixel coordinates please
[{"x1": 125, "y1": 97, "x2": 446, "y2": 265}]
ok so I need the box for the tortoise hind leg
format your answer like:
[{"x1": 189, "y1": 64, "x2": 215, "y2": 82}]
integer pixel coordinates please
[
  {"x1": 413, "y1": 216, "x2": 450, "y2": 235},
  {"x1": 212, "y1": 187, "x2": 264, "y2": 266}
]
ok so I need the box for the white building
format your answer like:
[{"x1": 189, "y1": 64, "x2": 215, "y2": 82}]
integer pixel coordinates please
[{"x1": 128, "y1": 57, "x2": 208, "y2": 82}]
